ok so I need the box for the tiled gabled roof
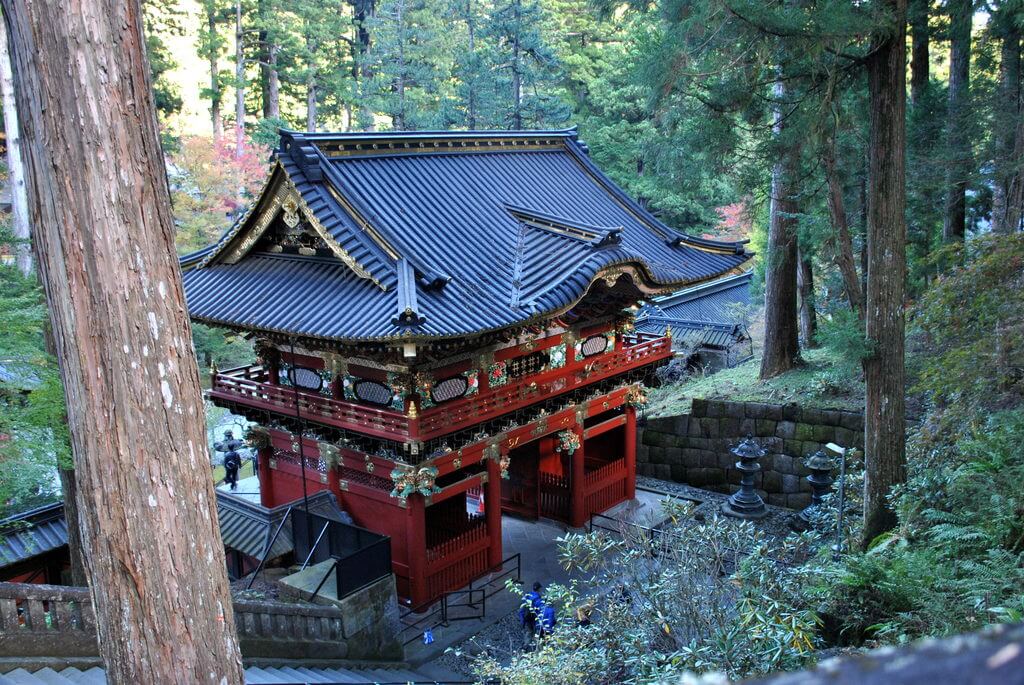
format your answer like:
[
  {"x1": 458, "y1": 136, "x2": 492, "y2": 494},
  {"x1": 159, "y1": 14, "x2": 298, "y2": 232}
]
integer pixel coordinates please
[
  {"x1": 635, "y1": 271, "x2": 754, "y2": 351},
  {"x1": 0, "y1": 502, "x2": 67, "y2": 569},
  {"x1": 181, "y1": 129, "x2": 752, "y2": 343}
]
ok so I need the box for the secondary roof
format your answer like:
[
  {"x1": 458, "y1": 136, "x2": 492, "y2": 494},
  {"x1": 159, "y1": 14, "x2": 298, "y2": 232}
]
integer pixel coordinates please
[{"x1": 181, "y1": 129, "x2": 752, "y2": 344}]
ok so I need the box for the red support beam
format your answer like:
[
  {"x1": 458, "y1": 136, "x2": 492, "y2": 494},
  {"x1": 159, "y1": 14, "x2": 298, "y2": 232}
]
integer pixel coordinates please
[
  {"x1": 257, "y1": 445, "x2": 275, "y2": 508},
  {"x1": 569, "y1": 422, "x2": 587, "y2": 528},
  {"x1": 485, "y1": 458, "x2": 503, "y2": 568},
  {"x1": 406, "y1": 497, "x2": 428, "y2": 607},
  {"x1": 624, "y1": 405, "x2": 637, "y2": 502}
]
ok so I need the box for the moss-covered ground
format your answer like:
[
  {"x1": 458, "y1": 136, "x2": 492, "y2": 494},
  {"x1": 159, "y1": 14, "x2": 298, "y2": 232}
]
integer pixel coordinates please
[{"x1": 647, "y1": 347, "x2": 865, "y2": 417}]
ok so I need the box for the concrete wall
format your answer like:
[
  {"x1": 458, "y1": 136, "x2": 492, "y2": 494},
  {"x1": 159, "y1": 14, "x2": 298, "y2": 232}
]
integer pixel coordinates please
[{"x1": 637, "y1": 399, "x2": 863, "y2": 509}]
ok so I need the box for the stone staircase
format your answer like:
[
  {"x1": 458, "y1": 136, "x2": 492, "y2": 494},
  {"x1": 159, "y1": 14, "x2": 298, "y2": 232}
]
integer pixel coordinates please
[{"x1": 0, "y1": 663, "x2": 466, "y2": 684}]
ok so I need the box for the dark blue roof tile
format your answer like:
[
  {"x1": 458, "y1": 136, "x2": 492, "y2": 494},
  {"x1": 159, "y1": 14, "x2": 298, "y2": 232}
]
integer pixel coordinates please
[{"x1": 182, "y1": 130, "x2": 752, "y2": 342}]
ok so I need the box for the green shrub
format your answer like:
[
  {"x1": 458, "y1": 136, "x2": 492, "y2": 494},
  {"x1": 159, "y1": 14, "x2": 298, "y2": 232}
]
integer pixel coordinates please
[
  {"x1": 817, "y1": 410, "x2": 1024, "y2": 644},
  {"x1": 466, "y1": 501, "x2": 822, "y2": 684}
]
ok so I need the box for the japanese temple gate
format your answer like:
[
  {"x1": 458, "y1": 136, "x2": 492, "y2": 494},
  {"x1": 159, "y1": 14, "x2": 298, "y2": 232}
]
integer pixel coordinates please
[{"x1": 182, "y1": 128, "x2": 751, "y2": 607}]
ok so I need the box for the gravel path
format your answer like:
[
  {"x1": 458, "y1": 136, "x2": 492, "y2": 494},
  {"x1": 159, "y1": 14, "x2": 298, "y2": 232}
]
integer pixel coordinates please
[{"x1": 636, "y1": 476, "x2": 801, "y2": 538}]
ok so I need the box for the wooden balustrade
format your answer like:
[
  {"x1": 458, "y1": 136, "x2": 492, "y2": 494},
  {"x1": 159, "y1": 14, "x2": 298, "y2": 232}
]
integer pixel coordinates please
[
  {"x1": 585, "y1": 478, "x2": 628, "y2": 516},
  {"x1": 584, "y1": 458, "x2": 627, "y2": 489},
  {"x1": 426, "y1": 520, "x2": 488, "y2": 562},
  {"x1": 208, "y1": 336, "x2": 670, "y2": 446}
]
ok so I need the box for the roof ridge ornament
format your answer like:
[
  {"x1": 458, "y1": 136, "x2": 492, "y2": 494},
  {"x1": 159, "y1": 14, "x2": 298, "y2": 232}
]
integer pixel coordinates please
[{"x1": 393, "y1": 258, "x2": 425, "y2": 327}]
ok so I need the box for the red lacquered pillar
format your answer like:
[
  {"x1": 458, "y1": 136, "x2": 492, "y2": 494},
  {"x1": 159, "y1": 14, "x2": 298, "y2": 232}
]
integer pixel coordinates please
[
  {"x1": 624, "y1": 404, "x2": 637, "y2": 501},
  {"x1": 407, "y1": 495, "x2": 428, "y2": 607},
  {"x1": 570, "y1": 423, "x2": 587, "y2": 528},
  {"x1": 258, "y1": 445, "x2": 275, "y2": 508},
  {"x1": 485, "y1": 459, "x2": 503, "y2": 568}
]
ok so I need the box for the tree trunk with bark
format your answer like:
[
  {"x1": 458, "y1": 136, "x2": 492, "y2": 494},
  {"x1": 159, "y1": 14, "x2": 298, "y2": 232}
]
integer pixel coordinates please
[
  {"x1": 942, "y1": 0, "x2": 972, "y2": 243},
  {"x1": 353, "y1": 0, "x2": 375, "y2": 129},
  {"x1": 265, "y1": 44, "x2": 280, "y2": 119},
  {"x1": 58, "y1": 466, "x2": 87, "y2": 586},
  {"x1": 909, "y1": 0, "x2": 929, "y2": 107},
  {"x1": 760, "y1": 78, "x2": 801, "y2": 379},
  {"x1": 0, "y1": 22, "x2": 31, "y2": 276},
  {"x1": 797, "y1": 247, "x2": 818, "y2": 349},
  {"x1": 234, "y1": 0, "x2": 245, "y2": 156},
  {"x1": 204, "y1": 3, "x2": 223, "y2": 140},
  {"x1": 823, "y1": 145, "x2": 864, "y2": 316},
  {"x1": 992, "y1": 14, "x2": 1023, "y2": 234},
  {"x1": 1, "y1": 0, "x2": 245, "y2": 681},
  {"x1": 862, "y1": 0, "x2": 908, "y2": 548}
]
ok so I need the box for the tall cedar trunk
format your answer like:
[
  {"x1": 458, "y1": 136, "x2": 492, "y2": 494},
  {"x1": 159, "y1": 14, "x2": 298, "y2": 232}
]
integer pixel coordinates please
[
  {"x1": 859, "y1": 156, "x2": 868, "y2": 300},
  {"x1": 862, "y1": 0, "x2": 907, "y2": 548},
  {"x1": 465, "y1": 0, "x2": 477, "y2": 129},
  {"x1": 1, "y1": 0, "x2": 245, "y2": 681},
  {"x1": 58, "y1": 467, "x2": 87, "y2": 586},
  {"x1": 942, "y1": 0, "x2": 972, "y2": 243},
  {"x1": 823, "y1": 145, "x2": 864, "y2": 316},
  {"x1": 234, "y1": 0, "x2": 245, "y2": 156},
  {"x1": 206, "y1": 4, "x2": 223, "y2": 140},
  {"x1": 992, "y1": 17, "x2": 1023, "y2": 234},
  {"x1": 353, "y1": 0, "x2": 375, "y2": 129},
  {"x1": 395, "y1": 0, "x2": 407, "y2": 130},
  {"x1": 909, "y1": 0, "x2": 929, "y2": 106},
  {"x1": 759, "y1": 78, "x2": 801, "y2": 379},
  {"x1": 0, "y1": 22, "x2": 30, "y2": 276},
  {"x1": 306, "y1": 77, "x2": 317, "y2": 132},
  {"x1": 511, "y1": 0, "x2": 523, "y2": 129},
  {"x1": 796, "y1": 248, "x2": 818, "y2": 349},
  {"x1": 266, "y1": 45, "x2": 280, "y2": 119},
  {"x1": 306, "y1": 28, "x2": 317, "y2": 132}
]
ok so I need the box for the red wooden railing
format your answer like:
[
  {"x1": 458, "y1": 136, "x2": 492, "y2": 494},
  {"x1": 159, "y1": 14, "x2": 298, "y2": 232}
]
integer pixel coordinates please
[
  {"x1": 539, "y1": 471, "x2": 570, "y2": 520},
  {"x1": 426, "y1": 520, "x2": 488, "y2": 562},
  {"x1": 209, "y1": 367, "x2": 412, "y2": 442},
  {"x1": 209, "y1": 336, "x2": 671, "y2": 444},
  {"x1": 415, "y1": 336, "x2": 670, "y2": 439},
  {"x1": 584, "y1": 458, "x2": 627, "y2": 489},
  {"x1": 585, "y1": 478, "x2": 627, "y2": 515}
]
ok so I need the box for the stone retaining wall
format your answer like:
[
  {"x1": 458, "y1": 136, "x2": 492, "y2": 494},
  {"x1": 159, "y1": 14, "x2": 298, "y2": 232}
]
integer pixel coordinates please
[
  {"x1": 637, "y1": 399, "x2": 864, "y2": 509},
  {"x1": 0, "y1": 578, "x2": 401, "y2": 662}
]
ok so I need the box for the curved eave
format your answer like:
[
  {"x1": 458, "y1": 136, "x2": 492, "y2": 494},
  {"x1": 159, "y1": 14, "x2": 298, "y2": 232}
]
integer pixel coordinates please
[{"x1": 189, "y1": 253, "x2": 752, "y2": 346}]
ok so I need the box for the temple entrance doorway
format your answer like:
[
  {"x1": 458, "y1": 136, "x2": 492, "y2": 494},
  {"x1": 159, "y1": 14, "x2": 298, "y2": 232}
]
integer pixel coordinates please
[{"x1": 500, "y1": 436, "x2": 571, "y2": 522}]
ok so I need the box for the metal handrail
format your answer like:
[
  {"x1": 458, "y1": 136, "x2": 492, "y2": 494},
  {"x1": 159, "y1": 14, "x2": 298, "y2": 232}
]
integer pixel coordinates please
[
  {"x1": 301, "y1": 521, "x2": 331, "y2": 571},
  {"x1": 246, "y1": 506, "x2": 293, "y2": 590}
]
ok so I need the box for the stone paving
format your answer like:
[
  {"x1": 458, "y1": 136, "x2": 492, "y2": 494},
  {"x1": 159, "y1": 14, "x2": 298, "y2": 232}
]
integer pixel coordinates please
[{"x1": 403, "y1": 488, "x2": 675, "y2": 668}]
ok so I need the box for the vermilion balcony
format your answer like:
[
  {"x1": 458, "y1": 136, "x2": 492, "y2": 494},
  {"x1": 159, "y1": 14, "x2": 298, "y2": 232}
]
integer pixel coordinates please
[{"x1": 208, "y1": 334, "x2": 671, "y2": 444}]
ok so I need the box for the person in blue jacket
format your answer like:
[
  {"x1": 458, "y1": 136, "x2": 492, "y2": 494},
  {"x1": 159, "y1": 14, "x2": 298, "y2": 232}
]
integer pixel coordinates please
[
  {"x1": 538, "y1": 602, "x2": 557, "y2": 638},
  {"x1": 519, "y1": 582, "x2": 544, "y2": 636}
]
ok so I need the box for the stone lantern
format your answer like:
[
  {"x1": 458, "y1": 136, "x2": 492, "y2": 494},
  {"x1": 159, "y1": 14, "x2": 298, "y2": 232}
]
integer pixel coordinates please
[
  {"x1": 799, "y1": 450, "x2": 835, "y2": 524},
  {"x1": 722, "y1": 437, "x2": 768, "y2": 520}
]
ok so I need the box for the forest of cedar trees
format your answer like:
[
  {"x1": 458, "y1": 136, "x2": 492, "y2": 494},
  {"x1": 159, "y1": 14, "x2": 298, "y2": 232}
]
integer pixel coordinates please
[{"x1": 0, "y1": 0, "x2": 1021, "y2": 683}]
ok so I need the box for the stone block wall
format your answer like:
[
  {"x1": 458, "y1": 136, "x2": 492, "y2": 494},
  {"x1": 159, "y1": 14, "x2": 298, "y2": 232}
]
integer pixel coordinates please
[{"x1": 637, "y1": 399, "x2": 863, "y2": 509}]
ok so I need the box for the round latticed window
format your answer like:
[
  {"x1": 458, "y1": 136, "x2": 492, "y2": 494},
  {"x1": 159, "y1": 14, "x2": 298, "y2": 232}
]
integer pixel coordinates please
[
  {"x1": 353, "y1": 379, "x2": 393, "y2": 407},
  {"x1": 288, "y1": 366, "x2": 324, "y2": 392},
  {"x1": 431, "y1": 376, "x2": 469, "y2": 404},
  {"x1": 581, "y1": 334, "x2": 609, "y2": 358}
]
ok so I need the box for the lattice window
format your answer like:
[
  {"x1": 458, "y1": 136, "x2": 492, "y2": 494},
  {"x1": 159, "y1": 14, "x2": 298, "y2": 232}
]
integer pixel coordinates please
[
  {"x1": 507, "y1": 351, "x2": 549, "y2": 378},
  {"x1": 353, "y1": 379, "x2": 392, "y2": 407},
  {"x1": 272, "y1": 447, "x2": 323, "y2": 472},
  {"x1": 581, "y1": 334, "x2": 609, "y2": 357},
  {"x1": 289, "y1": 367, "x2": 324, "y2": 391},
  {"x1": 431, "y1": 376, "x2": 469, "y2": 403}
]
